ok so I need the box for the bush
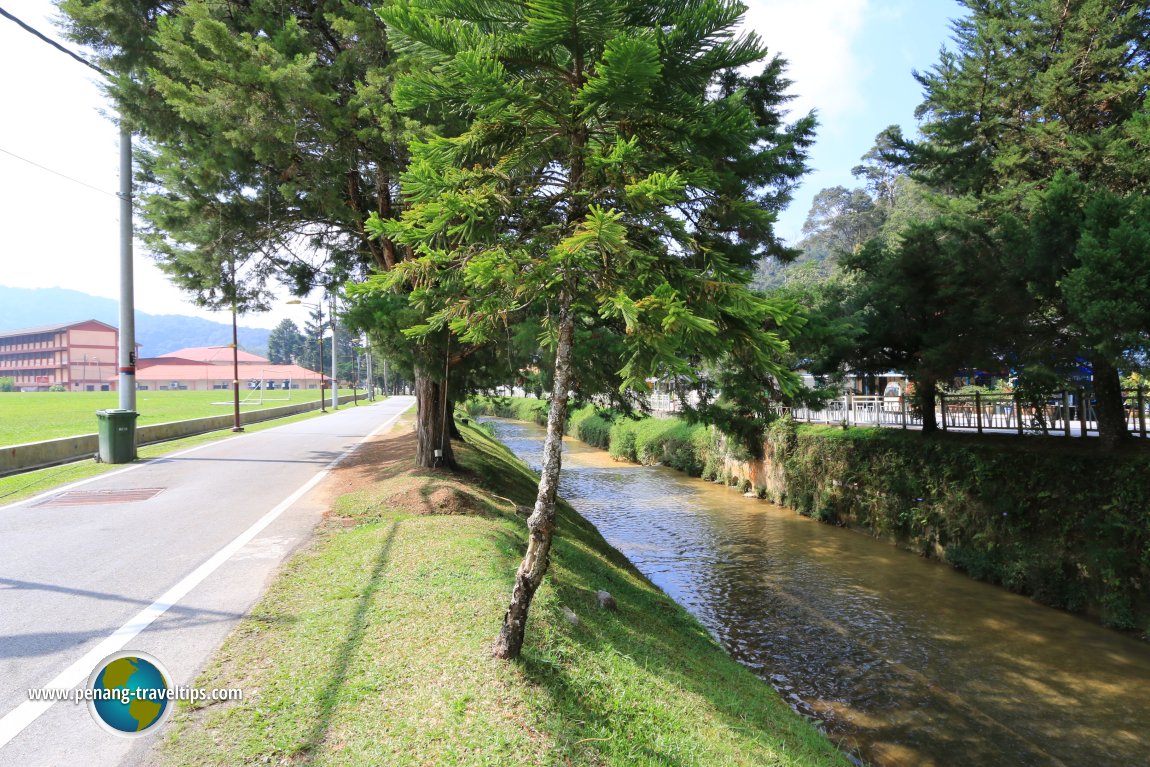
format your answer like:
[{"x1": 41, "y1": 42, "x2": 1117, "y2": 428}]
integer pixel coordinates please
[
  {"x1": 0, "y1": 377, "x2": 14, "y2": 392},
  {"x1": 773, "y1": 425, "x2": 1150, "y2": 630},
  {"x1": 48, "y1": 384, "x2": 66, "y2": 392},
  {"x1": 608, "y1": 420, "x2": 639, "y2": 462}
]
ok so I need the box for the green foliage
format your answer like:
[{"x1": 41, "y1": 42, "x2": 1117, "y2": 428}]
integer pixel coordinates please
[
  {"x1": 469, "y1": 397, "x2": 717, "y2": 476},
  {"x1": 267, "y1": 319, "x2": 305, "y2": 365},
  {"x1": 374, "y1": 0, "x2": 812, "y2": 418},
  {"x1": 605, "y1": 418, "x2": 709, "y2": 475},
  {"x1": 47, "y1": 385, "x2": 66, "y2": 393},
  {"x1": 840, "y1": 216, "x2": 1027, "y2": 429},
  {"x1": 0, "y1": 377, "x2": 13, "y2": 393},
  {"x1": 61, "y1": 0, "x2": 405, "y2": 297},
  {"x1": 567, "y1": 405, "x2": 613, "y2": 450},
  {"x1": 467, "y1": 396, "x2": 549, "y2": 426},
  {"x1": 888, "y1": 1, "x2": 1150, "y2": 445},
  {"x1": 767, "y1": 426, "x2": 1150, "y2": 630}
]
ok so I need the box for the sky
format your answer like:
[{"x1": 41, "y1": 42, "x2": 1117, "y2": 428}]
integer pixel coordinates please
[{"x1": 0, "y1": 0, "x2": 961, "y2": 331}]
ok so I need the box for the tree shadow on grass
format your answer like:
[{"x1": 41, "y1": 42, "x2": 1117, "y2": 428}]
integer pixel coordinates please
[{"x1": 296, "y1": 519, "x2": 401, "y2": 763}]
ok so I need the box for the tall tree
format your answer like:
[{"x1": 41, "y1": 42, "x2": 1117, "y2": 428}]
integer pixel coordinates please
[
  {"x1": 898, "y1": 0, "x2": 1150, "y2": 447},
  {"x1": 59, "y1": 0, "x2": 462, "y2": 464},
  {"x1": 375, "y1": 0, "x2": 812, "y2": 659},
  {"x1": 843, "y1": 217, "x2": 1028, "y2": 431},
  {"x1": 267, "y1": 319, "x2": 305, "y2": 364}
]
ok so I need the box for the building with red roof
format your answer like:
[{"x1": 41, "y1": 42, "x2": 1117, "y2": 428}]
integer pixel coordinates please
[
  {"x1": 0, "y1": 320, "x2": 123, "y2": 391},
  {"x1": 136, "y1": 347, "x2": 324, "y2": 392}
]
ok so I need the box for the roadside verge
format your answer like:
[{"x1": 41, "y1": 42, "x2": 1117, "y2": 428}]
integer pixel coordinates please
[{"x1": 144, "y1": 417, "x2": 850, "y2": 766}]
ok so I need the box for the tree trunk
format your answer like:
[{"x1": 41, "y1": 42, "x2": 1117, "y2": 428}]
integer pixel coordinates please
[
  {"x1": 493, "y1": 299, "x2": 576, "y2": 660},
  {"x1": 414, "y1": 367, "x2": 455, "y2": 468},
  {"x1": 917, "y1": 377, "x2": 939, "y2": 434},
  {"x1": 1092, "y1": 356, "x2": 1128, "y2": 451}
]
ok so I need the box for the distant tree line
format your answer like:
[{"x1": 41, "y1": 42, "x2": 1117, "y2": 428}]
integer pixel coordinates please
[{"x1": 758, "y1": 0, "x2": 1150, "y2": 450}]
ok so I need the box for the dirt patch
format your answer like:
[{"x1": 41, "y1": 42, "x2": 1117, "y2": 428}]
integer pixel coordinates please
[
  {"x1": 313, "y1": 416, "x2": 500, "y2": 522},
  {"x1": 381, "y1": 483, "x2": 487, "y2": 516},
  {"x1": 311, "y1": 421, "x2": 418, "y2": 515}
]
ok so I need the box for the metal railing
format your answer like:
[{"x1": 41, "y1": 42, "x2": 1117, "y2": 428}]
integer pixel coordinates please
[{"x1": 788, "y1": 389, "x2": 1150, "y2": 438}]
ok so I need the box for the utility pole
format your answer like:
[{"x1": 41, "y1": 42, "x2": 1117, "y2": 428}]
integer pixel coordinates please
[
  {"x1": 230, "y1": 256, "x2": 243, "y2": 432},
  {"x1": 365, "y1": 337, "x2": 374, "y2": 401},
  {"x1": 330, "y1": 291, "x2": 339, "y2": 410},
  {"x1": 117, "y1": 125, "x2": 136, "y2": 411}
]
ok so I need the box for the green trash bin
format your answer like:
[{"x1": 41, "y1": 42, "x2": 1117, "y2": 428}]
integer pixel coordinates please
[{"x1": 97, "y1": 409, "x2": 138, "y2": 463}]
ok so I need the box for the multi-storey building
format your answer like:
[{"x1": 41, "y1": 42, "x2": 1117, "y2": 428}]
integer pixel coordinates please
[{"x1": 0, "y1": 320, "x2": 119, "y2": 392}]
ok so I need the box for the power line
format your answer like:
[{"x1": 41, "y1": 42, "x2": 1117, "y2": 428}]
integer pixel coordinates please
[
  {"x1": 0, "y1": 145, "x2": 117, "y2": 197},
  {"x1": 0, "y1": 4, "x2": 110, "y2": 79}
]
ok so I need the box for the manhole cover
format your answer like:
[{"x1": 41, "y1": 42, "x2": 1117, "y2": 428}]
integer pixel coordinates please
[{"x1": 34, "y1": 488, "x2": 165, "y2": 507}]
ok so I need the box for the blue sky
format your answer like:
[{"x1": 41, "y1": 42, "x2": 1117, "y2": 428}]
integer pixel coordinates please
[{"x1": 0, "y1": 0, "x2": 962, "y2": 329}]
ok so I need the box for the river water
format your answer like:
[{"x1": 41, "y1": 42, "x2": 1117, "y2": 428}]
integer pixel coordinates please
[{"x1": 487, "y1": 418, "x2": 1150, "y2": 767}]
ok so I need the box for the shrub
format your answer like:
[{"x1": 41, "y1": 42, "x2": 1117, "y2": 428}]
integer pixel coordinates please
[
  {"x1": 0, "y1": 377, "x2": 14, "y2": 392},
  {"x1": 608, "y1": 420, "x2": 639, "y2": 462}
]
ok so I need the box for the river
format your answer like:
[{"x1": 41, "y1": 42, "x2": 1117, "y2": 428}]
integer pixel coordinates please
[{"x1": 486, "y1": 418, "x2": 1150, "y2": 767}]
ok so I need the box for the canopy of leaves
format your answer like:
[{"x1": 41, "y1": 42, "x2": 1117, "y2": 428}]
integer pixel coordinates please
[
  {"x1": 365, "y1": 0, "x2": 815, "y2": 435},
  {"x1": 61, "y1": 0, "x2": 408, "y2": 296}
]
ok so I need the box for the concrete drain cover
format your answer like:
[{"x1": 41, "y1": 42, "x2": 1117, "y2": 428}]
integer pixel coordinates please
[{"x1": 35, "y1": 488, "x2": 165, "y2": 507}]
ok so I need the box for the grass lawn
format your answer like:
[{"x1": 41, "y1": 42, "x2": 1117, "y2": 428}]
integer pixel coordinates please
[
  {"x1": 150, "y1": 417, "x2": 851, "y2": 767},
  {"x1": 0, "y1": 388, "x2": 342, "y2": 447},
  {"x1": 0, "y1": 408, "x2": 331, "y2": 507}
]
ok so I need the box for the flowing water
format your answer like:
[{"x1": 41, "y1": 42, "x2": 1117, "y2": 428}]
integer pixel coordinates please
[{"x1": 487, "y1": 418, "x2": 1150, "y2": 767}]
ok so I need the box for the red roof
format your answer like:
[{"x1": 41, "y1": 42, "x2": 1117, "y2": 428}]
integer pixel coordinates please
[
  {"x1": 131, "y1": 362, "x2": 323, "y2": 382},
  {"x1": 160, "y1": 347, "x2": 269, "y2": 364}
]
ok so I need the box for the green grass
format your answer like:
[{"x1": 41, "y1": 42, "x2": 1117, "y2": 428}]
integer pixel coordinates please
[
  {"x1": 154, "y1": 420, "x2": 851, "y2": 767},
  {"x1": 0, "y1": 408, "x2": 335, "y2": 507},
  {"x1": 0, "y1": 388, "x2": 342, "y2": 447}
]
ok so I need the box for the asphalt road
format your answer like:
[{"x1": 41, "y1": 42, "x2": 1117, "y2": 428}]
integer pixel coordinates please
[{"x1": 0, "y1": 395, "x2": 415, "y2": 766}]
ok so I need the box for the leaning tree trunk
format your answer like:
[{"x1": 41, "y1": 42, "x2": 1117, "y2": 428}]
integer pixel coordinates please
[
  {"x1": 414, "y1": 367, "x2": 456, "y2": 469},
  {"x1": 1092, "y1": 356, "x2": 1128, "y2": 451},
  {"x1": 493, "y1": 299, "x2": 576, "y2": 660},
  {"x1": 917, "y1": 377, "x2": 939, "y2": 434}
]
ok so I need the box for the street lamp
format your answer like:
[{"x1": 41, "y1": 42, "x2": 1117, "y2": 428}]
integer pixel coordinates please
[{"x1": 286, "y1": 299, "x2": 327, "y2": 412}]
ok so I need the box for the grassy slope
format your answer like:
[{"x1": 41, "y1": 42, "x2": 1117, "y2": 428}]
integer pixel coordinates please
[
  {"x1": 153, "y1": 419, "x2": 849, "y2": 767},
  {"x1": 0, "y1": 388, "x2": 338, "y2": 446}
]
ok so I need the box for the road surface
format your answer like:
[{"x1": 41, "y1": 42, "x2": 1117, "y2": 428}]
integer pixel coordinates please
[{"x1": 0, "y1": 396, "x2": 415, "y2": 766}]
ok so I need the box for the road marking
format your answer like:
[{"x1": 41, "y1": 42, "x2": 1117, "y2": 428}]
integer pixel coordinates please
[
  {"x1": 0, "y1": 399, "x2": 395, "y2": 512},
  {"x1": 0, "y1": 401, "x2": 411, "y2": 749}
]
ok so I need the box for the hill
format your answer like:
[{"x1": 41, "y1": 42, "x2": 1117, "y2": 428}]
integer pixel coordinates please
[{"x1": 0, "y1": 286, "x2": 271, "y2": 357}]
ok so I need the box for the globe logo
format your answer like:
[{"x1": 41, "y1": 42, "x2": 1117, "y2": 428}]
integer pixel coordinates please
[{"x1": 86, "y1": 651, "x2": 172, "y2": 736}]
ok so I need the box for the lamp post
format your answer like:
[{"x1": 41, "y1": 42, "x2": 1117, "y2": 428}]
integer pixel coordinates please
[{"x1": 286, "y1": 299, "x2": 327, "y2": 412}]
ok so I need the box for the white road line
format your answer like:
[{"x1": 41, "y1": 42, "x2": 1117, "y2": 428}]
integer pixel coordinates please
[{"x1": 0, "y1": 403, "x2": 409, "y2": 749}]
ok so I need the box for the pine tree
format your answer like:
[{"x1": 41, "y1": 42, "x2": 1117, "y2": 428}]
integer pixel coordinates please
[
  {"x1": 267, "y1": 319, "x2": 305, "y2": 365},
  {"x1": 373, "y1": 0, "x2": 813, "y2": 658},
  {"x1": 59, "y1": 0, "x2": 465, "y2": 462},
  {"x1": 898, "y1": 0, "x2": 1150, "y2": 447}
]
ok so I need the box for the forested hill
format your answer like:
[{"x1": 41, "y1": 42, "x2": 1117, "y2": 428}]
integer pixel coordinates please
[{"x1": 0, "y1": 286, "x2": 271, "y2": 357}]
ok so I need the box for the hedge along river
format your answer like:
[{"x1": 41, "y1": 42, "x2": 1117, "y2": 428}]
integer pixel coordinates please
[{"x1": 485, "y1": 417, "x2": 1150, "y2": 767}]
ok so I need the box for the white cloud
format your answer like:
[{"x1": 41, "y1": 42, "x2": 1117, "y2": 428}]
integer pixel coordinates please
[{"x1": 739, "y1": 0, "x2": 871, "y2": 127}]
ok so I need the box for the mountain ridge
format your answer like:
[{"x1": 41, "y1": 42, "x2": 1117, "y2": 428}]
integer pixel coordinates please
[{"x1": 0, "y1": 286, "x2": 272, "y2": 357}]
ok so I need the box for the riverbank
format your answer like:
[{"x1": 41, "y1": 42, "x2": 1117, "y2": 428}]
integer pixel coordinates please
[
  {"x1": 146, "y1": 415, "x2": 849, "y2": 766},
  {"x1": 465, "y1": 397, "x2": 1150, "y2": 636}
]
